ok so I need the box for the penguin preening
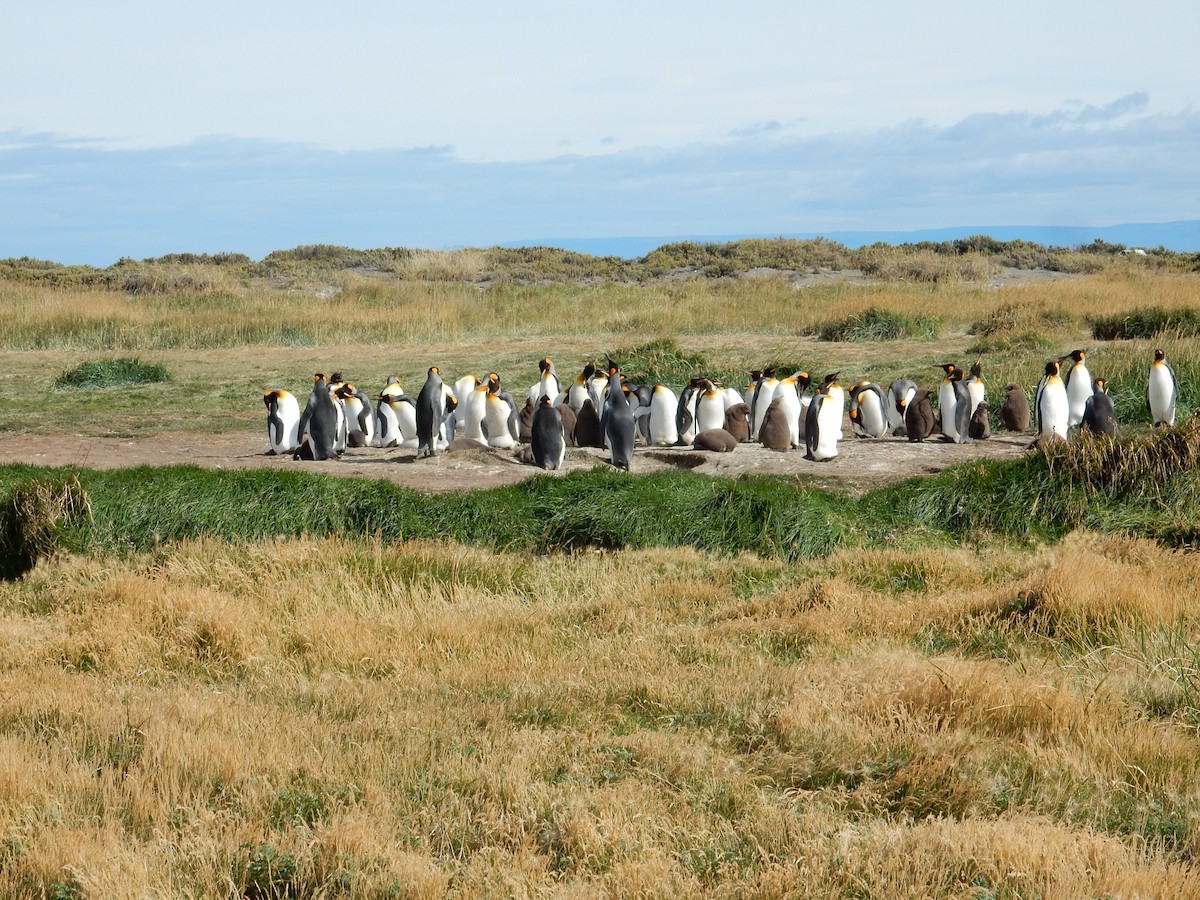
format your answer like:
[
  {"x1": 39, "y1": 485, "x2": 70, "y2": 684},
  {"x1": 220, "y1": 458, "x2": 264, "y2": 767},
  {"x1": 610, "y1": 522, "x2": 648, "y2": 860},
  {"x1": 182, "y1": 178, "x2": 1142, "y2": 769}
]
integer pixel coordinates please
[
  {"x1": 530, "y1": 395, "x2": 566, "y2": 470},
  {"x1": 1035, "y1": 360, "x2": 1069, "y2": 439},
  {"x1": 887, "y1": 378, "x2": 917, "y2": 436},
  {"x1": 336, "y1": 383, "x2": 375, "y2": 448},
  {"x1": 848, "y1": 381, "x2": 888, "y2": 439},
  {"x1": 264, "y1": 389, "x2": 301, "y2": 455},
  {"x1": 1081, "y1": 378, "x2": 1118, "y2": 436},
  {"x1": 904, "y1": 389, "x2": 935, "y2": 442},
  {"x1": 296, "y1": 373, "x2": 340, "y2": 461},
  {"x1": 603, "y1": 361, "x2": 636, "y2": 470},
  {"x1": 1148, "y1": 348, "x2": 1178, "y2": 427},
  {"x1": 938, "y1": 364, "x2": 970, "y2": 444}
]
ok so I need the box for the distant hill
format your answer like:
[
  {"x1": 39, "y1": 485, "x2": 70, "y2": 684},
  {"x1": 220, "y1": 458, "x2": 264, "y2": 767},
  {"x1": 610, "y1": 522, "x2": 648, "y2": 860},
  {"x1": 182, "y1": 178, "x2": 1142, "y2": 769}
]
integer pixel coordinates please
[{"x1": 504, "y1": 221, "x2": 1200, "y2": 259}]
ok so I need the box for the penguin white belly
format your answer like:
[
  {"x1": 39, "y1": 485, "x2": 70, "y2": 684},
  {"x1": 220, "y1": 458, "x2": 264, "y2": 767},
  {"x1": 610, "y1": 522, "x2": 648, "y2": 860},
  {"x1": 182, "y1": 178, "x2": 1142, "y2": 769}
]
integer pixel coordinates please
[
  {"x1": 855, "y1": 390, "x2": 887, "y2": 438},
  {"x1": 485, "y1": 396, "x2": 517, "y2": 448},
  {"x1": 696, "y1": 394, "x2": 726, "y2": 433},
  {"x1": 648, "y1": 388, "x2": 679, "y2": 445},
  {"x1": 1066, "y1": 366, "x2": 1091, "y2": 427},
  {"x1": 772, "y1": 385, "x2": 802, "y2": 447},
  {"x1": 1149, "y1": 367, "x2": 1177, "y2": 426},
  {"x1": 462, "y1": 388, "x2": 488, "y2": 442},
  {"x1": 375, "y1": 402, "x2": 401, "y2": 448},
  {"x1": 751, "y1": 379, "x2": 778, "y2": 440},
  {"x1": 938, "y1": 382, "x2": 959, "y2": 441},
  {"x1": 811, "y1": 393, "x2": 842, "y2": 460},
  {"x1": 332, "y1": 397, "x2": 347, "y2": 454},
  {"x1": 1038, "y1": 381, "x2": 1069, "y2": 437},
  {"x1": 967, "y1": 381, "x2": 986, "y2": 415},
  {"x1": 395, "y1": 402, "x2": 419, "y2": 449},
  {"x1": 267, "y1": 392, "x2": 301, "y2": 454}
]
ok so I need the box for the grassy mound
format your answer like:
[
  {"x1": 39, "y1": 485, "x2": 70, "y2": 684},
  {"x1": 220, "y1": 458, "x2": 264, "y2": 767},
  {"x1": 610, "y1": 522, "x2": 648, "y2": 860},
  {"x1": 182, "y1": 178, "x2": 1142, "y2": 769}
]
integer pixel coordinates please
[
  {"x1": 54, "y1": 357, "x2": 171, "y2": 389},
  {"x1": 818, "y1": 307, "x2": 940, "y2": 342}
]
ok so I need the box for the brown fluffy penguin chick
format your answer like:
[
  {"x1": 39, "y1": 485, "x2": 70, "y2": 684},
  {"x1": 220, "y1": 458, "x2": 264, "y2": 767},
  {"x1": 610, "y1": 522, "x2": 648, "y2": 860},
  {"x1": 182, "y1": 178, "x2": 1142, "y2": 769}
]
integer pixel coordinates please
[
  {"x1": 968, "y1": 401, "x2": 991, "y2": 440},
  {"x1": 557, "y1": 403, "x2": 578, "y2": 447},
  {"x1": 724, "y1": 402, "x2": 752, "y2": 442},
  {"x1": 904, "y1": 390, "x2": 935, "y2": 442},
  {"x1": 693, "y1": 428, "x2": 738, "y2": 452},
  {"x1": 573, "y1": 398, "x2": 603, "y2": 448},
  {"x1": 758, "y1": 398, "x2": 793, "y2": 450},
  {"x1": 1001, "y1": 383, "x2": 1031, "y2": 431},
  {"x1": 518, "y1": 397, "x2": 536, "y2": 443}
]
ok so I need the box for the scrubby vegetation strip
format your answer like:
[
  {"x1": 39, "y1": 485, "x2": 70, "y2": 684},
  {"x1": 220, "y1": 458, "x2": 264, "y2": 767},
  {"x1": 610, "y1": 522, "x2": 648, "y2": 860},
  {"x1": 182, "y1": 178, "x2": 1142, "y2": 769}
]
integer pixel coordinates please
[{"x1": 5, "y1": 420, "x2": 1200, "y2": 577}]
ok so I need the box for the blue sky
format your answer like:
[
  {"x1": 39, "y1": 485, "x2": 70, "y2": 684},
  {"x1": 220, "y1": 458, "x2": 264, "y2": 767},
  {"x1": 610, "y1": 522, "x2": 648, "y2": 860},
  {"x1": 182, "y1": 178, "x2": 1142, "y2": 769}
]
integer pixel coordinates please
[{"x1": 3, "y1": 1, "x2": 1199, "y2": 265}]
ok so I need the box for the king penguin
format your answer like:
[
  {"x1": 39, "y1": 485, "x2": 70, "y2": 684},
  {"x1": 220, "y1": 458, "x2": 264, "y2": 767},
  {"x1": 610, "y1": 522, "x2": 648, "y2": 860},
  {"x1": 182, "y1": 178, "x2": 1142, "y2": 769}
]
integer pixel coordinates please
[
  {"x1": 1035, "y1": 360, "x2": 1069, "y2": 439},
  {"x1": 887, "y1": 378, "x2": 917, "y2": 436},
  {"x1": 773, "y1": 372, "x2": 810, "y2": 448},
  {"x1": 804, "y1": 373, "x2": 844, "y2": 461},
  {"x1": 604, "y1": 361, "x2": 636, "y2": 470},
  {"x1": 1081, "y1": 378, "x2": 1118, "y2": 435},
  {"x1": 1062, "y1": 349, "x2": 1092, "y2": 429},
  {"x1": 415, "y1": 366, "x2": 444, "y2": 458},
  {"x1": 336, "y1": 383, "x2": 375, "y2": 447},
  {"x1": 938, "y1": 364, "x2": 964, "y2": 443},
  {"x1": 905, "y1": 389, "x2": 935, "y2": 442},
  {"x1": 263, "y1": 389, "x2": 301, "y2": 455},
  {"x1": 530, "y1": 394, "x2": 566, "y2": 470},
  {"x1": 1147, "y1": 348, "x2": 1178, "y2": 427},
  {"x1": 1001, "y1": 383, "x2": 1031, "y2": 432},
  {"x1": 750, "y1": 367, "x2": 780, "y2": 441},
  {"x1": 461, "y1": 381, "x2": 489, "y2": 442},
  {"x1": 848, "y1": 381, "x2": 889, "y2": 439},
  {"x1": 648, "y1": 383, "x2": 680, "y2": 446},
  {"x1": 966, "y1": 360, "x2": 986, "y2": 415},
  {"x1": 695, "y1": 378, "x2": 727, "y2": 434},
  {"x1": 297, "y1": 373, "x2": 339, "y2": 461}
]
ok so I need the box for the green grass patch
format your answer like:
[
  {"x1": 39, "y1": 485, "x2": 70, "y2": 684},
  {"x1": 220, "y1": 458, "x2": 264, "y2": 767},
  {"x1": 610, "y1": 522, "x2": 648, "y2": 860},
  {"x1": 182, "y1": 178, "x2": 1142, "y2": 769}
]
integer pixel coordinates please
[
  {"x1": 54, "y1": 357, "x2": 171, "y2": 389},
  {"x1": 1091, "y1": 306, "x2": 1200, "y2": 340},
  {"x1": 817, "y1": 307, "x2": 940, "y2": 342}
]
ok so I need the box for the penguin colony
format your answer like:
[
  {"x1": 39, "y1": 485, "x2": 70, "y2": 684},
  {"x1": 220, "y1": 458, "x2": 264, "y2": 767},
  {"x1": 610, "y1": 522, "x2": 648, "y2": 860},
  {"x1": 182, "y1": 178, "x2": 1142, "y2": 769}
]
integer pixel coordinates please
[{"x1": 265, "y1": 349, "x2": 1178, "y2": 469}]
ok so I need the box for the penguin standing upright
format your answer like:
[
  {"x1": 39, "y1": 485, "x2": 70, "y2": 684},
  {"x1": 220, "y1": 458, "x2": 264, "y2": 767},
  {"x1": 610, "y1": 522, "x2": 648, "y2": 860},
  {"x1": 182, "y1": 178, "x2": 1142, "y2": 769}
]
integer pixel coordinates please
[
  {"x1": 485, "y1": 389, "x2": 518, "y2": 449},
  {"x1": 695, "y1": 379, "x2": 727, "y2": 433},
  {"x1": 568, "y1": 362, "x2": 596, "y2": 411},
  {"x1": 1035, "y1": 360, "x2": 1069, "y2": 439},
  {"x1": 297, "y1": 373, "x2": 340, "y2": 461},
  {"x1": 1147, "y1": 348, "x2": 1178, "y2": 427},
  {"x1": 952, "y1": 372, "x2": 974, "y2": 444},
  {"x1": 772, "y1": 372, "x2": 810, "y2": 448},
  {"x1": 1062, "y1": 350, "x2": 1092, "y2": 429},
  {"x1": 574, "y1": 398, "x2": 603, "y2": 448},
  {"x1": 518, "y1": 397, "x2": 537, "y2": 443},
  {"x1": 675, "y1": 377, "x2": 702, "y2": 445},
  {"x1": 530, "y1": 395, "x2": 566, "y2": 470},
  {"x1": 1001, "y1": 383, "x2": 1031, "y2": 432},
  {"x1": 750, "y1": 368, "x2": 780, "y2": 441},
  {"x1": 461, "y1": 382, "x2": 489, "y2": 442},
  {"x1": 758, "y1": 398, "x2": 793, "y2": 451},
  {"x1": 724, "y1": 402, "x2": 752, "y2": 442},
  {"x1": 1082, "y1": 379, "x2": 1118, "y2": 435},
  {"x1": 938, "y1": 364, "x2": 963, "y2": 443},
  {"x1": 415, "y1": 366, "x2": 445, "y2": 458},
  {"x1": 530, "y1": 357, "x2": 562, "y2": 402},
  {"x1": 648, "y1": 383, "x2": 680, "y2": 446},
  {"x1": 263, "y1": 389, "x2": 301, "y2": 455},
  {"x1": 968, "y1": 401, "x2": 991, "y2": 440},
  {"x1": 604, "y1": 361, "x2": 636, "y2": 470},
  {"x1": 337, "y1": 383, "x2": 375, "y2": 447},
  {"x1": 966, "y1": 360, "x2": 986, "y2": 415},
  {"x1": 804, "y1": 373, "x2": 844, "y2": 461},
  {"x1": 905, "y1": 390, "x2": 935, "y2": 442}
]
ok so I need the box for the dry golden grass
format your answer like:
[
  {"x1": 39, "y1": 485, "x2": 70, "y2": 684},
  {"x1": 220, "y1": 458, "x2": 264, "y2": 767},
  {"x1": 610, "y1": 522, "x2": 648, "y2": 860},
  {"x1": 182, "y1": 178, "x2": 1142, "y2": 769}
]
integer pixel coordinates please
[{"x1": 2, "y1": 532, "x2": 1199, "y2": 896}]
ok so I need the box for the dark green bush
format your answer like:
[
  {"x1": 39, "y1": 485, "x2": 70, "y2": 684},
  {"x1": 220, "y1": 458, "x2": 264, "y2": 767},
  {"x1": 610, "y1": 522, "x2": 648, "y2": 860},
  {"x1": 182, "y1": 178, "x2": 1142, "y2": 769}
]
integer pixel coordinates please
[{"x1": 54, "y1": 358, "x2": 171, "y2": 389}]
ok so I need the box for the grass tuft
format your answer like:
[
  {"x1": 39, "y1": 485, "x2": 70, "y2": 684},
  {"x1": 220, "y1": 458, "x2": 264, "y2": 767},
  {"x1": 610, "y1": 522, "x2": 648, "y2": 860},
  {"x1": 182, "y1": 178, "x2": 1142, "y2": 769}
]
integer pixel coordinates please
[
  {"x1": 54, "y1": 357, "x2": 171, "y2": 389},
  {"x1": 818, "y1": 306, "x2": 940, "y2": 341}
]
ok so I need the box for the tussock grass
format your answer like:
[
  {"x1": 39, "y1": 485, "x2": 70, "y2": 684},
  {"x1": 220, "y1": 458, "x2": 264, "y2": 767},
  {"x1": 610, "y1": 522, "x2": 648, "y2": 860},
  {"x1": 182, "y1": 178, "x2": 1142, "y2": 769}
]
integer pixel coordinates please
[
  {"x1": 817, "y1": 306, "x2": 940, "y2": 341},
  {"x1": 3, "y1": 533, "x2": 1200, "y2": 894},
  {"x1": 1091, "y1": 305, "x2": 1200, "y2": 340},
  {"x1": 53, "y1": 357, "x2": 170, "y2": 389}
]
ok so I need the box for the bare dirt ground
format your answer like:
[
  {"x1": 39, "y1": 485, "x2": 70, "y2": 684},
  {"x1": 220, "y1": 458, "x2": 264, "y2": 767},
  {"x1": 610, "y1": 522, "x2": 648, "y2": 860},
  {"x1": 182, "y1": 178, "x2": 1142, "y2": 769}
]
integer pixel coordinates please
[{"x1": 1, "y1": 426, "x2": 1031, "y2": 495}]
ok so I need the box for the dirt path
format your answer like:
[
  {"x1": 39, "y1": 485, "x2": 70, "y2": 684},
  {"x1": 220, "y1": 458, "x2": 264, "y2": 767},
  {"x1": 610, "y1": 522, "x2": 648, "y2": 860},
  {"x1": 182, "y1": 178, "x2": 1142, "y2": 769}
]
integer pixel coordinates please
[{"x1": 2, "y1": 427, "x2": 1031, "y2": 495}]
